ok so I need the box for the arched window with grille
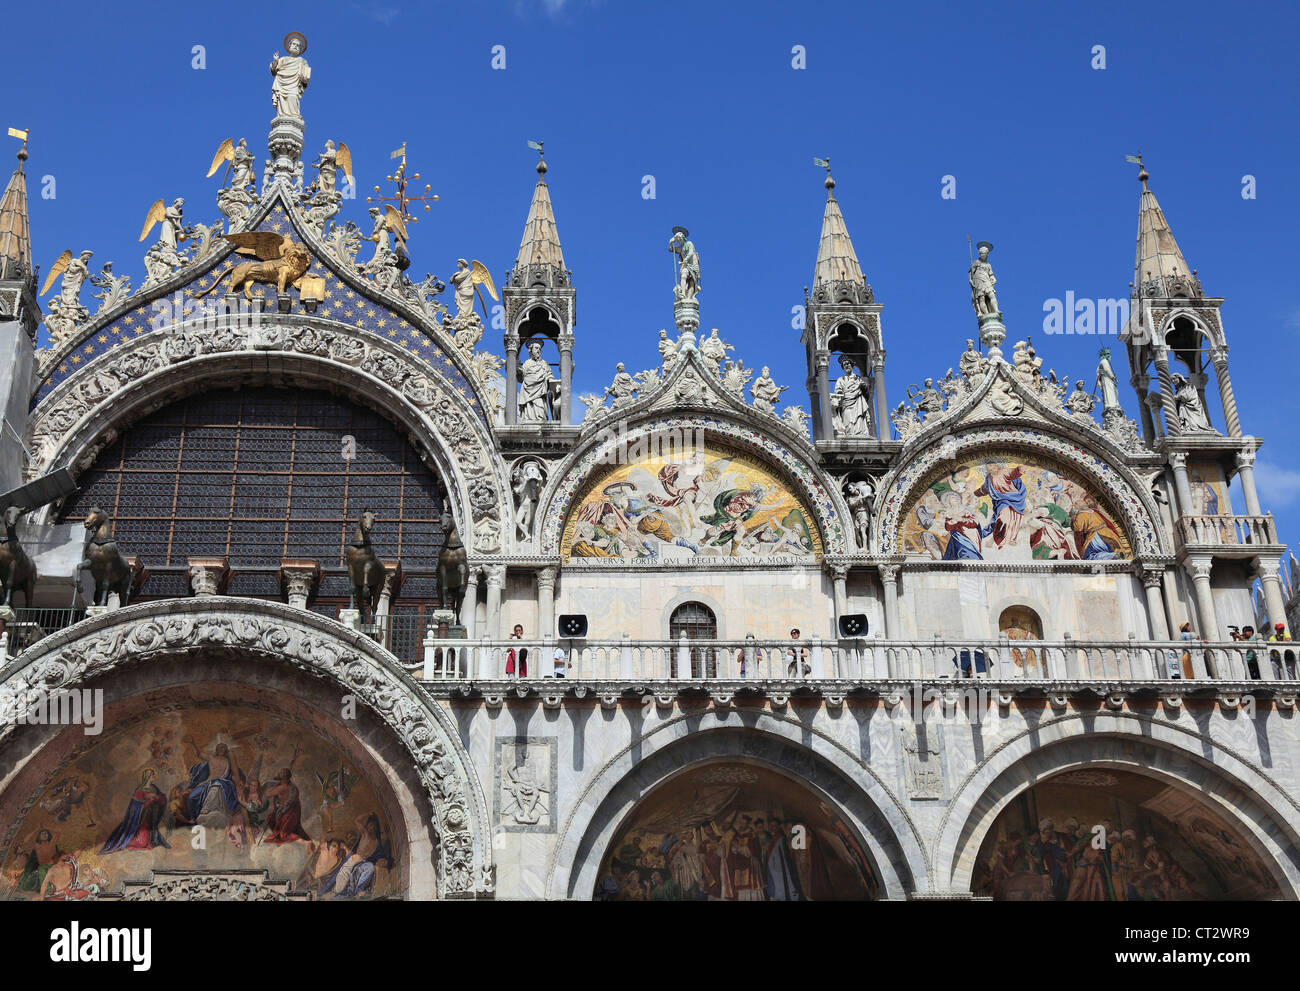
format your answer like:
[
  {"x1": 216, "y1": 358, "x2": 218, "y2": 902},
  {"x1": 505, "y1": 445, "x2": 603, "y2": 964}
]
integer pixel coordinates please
[{"x1": 669, "y1": 601, "x2": 718, "y2": 678}]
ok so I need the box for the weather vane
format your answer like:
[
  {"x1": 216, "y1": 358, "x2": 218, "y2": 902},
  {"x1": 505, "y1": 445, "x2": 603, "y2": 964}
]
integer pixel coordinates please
[
  {"x1": 8, "y1": 126, "x2": 29, "y2": 160},
  {"x1": 367, "y1": 142, "x2": 438, "y2": 235}
]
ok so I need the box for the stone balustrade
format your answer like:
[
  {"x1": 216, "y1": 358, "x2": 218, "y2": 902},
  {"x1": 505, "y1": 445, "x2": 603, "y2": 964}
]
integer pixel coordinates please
[
  {"x1": 416, "y1": 634, "x2": 1300, "y2": 684},
  {"x1": 1176, "y1": 513, "x2": 1279, "y2": 549}
]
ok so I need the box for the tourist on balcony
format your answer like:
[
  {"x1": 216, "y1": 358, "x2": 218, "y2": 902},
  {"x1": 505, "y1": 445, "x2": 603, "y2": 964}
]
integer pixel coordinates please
[
  {"x1": 1230, "y1": 625, "x2": 1261, "y2": 679},
  {"x1": 1269, "y1": 623, "x2": 1295, "y2": 679},
  {"x1": 552, "y1": 644, "x2": 570, "y2": 678},
  {"x1": 506, "y1": 624, "x2": 528, "y2": 678},
  {"x1": 1177, "y1": 622, "x2": 1199, "y2": 680},
  {"x1": 786, "y1": 628, "x2": 811, "y2": 677}
]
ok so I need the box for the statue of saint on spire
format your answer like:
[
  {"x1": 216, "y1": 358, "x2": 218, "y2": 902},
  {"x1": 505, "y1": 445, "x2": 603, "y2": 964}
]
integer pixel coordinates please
[
  {"x1": 270, "y1": 32, "x2": 311, "y2": 120},
  {"x1": 668, "y1": 226, "x2": 700, "y2": 302},
  {"x1": 969, "y1": 240, "x2": 998, "y2": 317}
]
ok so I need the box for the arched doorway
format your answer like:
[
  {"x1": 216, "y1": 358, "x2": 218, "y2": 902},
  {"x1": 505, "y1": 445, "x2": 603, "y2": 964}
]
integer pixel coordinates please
[
  {"x1": 999, "y1": 605, "x2": 1043, "y2": 675},
  {"x1": 594, "y1": 760, "x2": 879, "y2": 901},
  {"x1": 970, "y1": 767, "x2": 1281, "y2": 901},
  {"x1": 669, "y1": 601, "x2": 717, "y2": 678}
]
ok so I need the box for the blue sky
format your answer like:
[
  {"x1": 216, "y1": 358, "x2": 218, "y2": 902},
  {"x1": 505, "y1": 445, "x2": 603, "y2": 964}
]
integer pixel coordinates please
[{"x1": 8, "y1": 0, "x2": 1299, "y2": 550}]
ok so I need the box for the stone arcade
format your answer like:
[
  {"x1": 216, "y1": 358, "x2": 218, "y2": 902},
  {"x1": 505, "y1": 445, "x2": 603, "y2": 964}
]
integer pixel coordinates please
[{"x1": 0, "y1": 44, "x2": 1297, "y2": 902}]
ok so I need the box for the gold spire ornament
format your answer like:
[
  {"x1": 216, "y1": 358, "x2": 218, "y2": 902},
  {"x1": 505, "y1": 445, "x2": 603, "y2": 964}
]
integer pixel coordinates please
[{"x1": 367, "y1": 143, "x2": 437, "y2": 243}]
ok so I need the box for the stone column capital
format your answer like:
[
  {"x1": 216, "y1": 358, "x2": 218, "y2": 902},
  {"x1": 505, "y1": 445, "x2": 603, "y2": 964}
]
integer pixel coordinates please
[
  {"x1": 1183, "y1": 556, "x2": 1214, "y2": 582},
  {"x1": 1137, "y1": 565, "x2": 1165, "y2": 589},
  {"x1": 484, "y1": 564, "x2": 507, "y2": 588},
  {"x1": 188, "y1": 557, "x2": 230, "y2": 597},
  {"x1": 1235, "y1": 449, "x2": 1256, "y2": 469},
  {"x1": 557, "y1": 334, "x2": 575, "y2": 354},
  {"x1": 1168, "y1": 452, "x2": 1188, "y2": 470},
  {"x1": 1209, "y1": 346, "x2": 1230, "y2": 367},
  {"x1": 878, "y1": 564, "x2": 901, "y2": 584},
  {"x1": 1252, "y1": 556, "x2": 1282, "y2": 581},
  {"x1": 537, "y1": 566, "x2": 558, "y2": 591},
  {"x1": 504, "y1": 334, "x2": 521, "y2": 352},
  {"x1": 279, "y1": 560, "x2": 321, "y2": 603}
]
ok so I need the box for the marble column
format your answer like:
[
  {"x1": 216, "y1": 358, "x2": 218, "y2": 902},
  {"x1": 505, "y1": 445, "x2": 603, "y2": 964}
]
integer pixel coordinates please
[
  {"x1": 1236, "y1": 449, "x2": 1264, "y2": 517},
  {"x1": 1144, "y1": 392, "x2": 1165, "y2": 440},
  {"x1": 1135, "y1": 375, "x2": 1155, "y2": 444},
  {"x1": 461, "y1": 569, "x2": 480, "y2": 640},
  {"x1": 872, "y1": 353, "x2": 889, "y2": 440},
  {"x1": 1255, "y1": 556, "x2": 1290, "y2": 637},
  {"x1": 1140, "y1": 567, "x2": 1170, "y2": 639},
  {"x1": 485, "y1": 565, "x2": 505, "y2": 639},
  {"x1": 1184, "y1": 556, "x2": 1220, "y2": 640},
  {"x1": 504, "y1": 334, "x2": 520, "y2": 425},
  {"x1": 830, "y1": 564, "x2": 848, "y2": 625},
  {"x1": 537, "y1": 566, "x2": 557, "y2": 638},
  {"x1": 1152, "y1": 346, "x2": 1179, "y2": 436},
  {"x1": 558, "y1": 334, "x2": 574, "y2": 425},
  {"x1": 816, "y1": 356, "x2": 833, "y2": 441},
  {"x1": 1210, "y1": 348, "x2": 1242, "y2": 437},
  {"x1": 879, "y1": 565, "x2": 900, "y2": 639},
  {"x1": 1169, "y1": 453, "x2": 1194, "y2": 519}
]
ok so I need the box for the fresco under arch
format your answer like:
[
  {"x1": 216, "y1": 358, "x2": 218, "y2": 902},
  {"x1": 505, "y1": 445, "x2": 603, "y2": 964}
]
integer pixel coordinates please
[
  {"x1": 561, "y1": 440, "x2": 823, "y2": 563},
  {"x1": 1, "y1": 699, "x2": 404, "y2": 901},
  {"x1": 899, "y1": 449, "x2": 1132, "y2": 561},
  {"x1": 971, "y1": 768, "x2": 1280, "y2": 901},
  {"x1": 594, "y1": 762, "x2": 878, "y2": 901}
]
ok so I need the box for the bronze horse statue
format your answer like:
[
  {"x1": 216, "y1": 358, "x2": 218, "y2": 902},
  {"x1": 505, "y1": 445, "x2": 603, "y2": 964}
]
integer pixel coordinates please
[
  {"x1": 345, "y1": 509, "x2": 383, "y2": 623},
  {"x1": 436, "y1": 518, "x2": 468, "y2": 624},
  {"x1": 82, "y1": 506, "x2": 132, "y2": 607},
  {"x1": 1, "y1": 505, "x2": 37, "y2": 609}
]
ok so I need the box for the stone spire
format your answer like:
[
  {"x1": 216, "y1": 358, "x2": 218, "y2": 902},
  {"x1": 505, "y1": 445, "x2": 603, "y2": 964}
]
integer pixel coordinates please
[
  {"x1": 502, "y1": 143, "x2": 577, "y2": 426},
  {"x1": 1133, "y1": 157, "x2": 1202, "y2": 298},
  {"x1": 0, "y1": 140, "x2": 33, "y2": 283},
  {"x1": 812, "y1": 166, "x2": 869, "y2": 301},
  {"x1": 511, "y1": 147, "x2": 569, "y2": 289},
  {"x1": 0, "y1": 133, "x2": 39, "y2": 339}
]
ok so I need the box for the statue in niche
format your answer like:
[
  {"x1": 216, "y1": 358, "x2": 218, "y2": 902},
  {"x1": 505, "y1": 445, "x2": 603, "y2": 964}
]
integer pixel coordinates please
[
  {"x1": 830, "y1": 356, "x2": 871, "y2": 436},
  {"x1": 1171, "y1": 372, "x2": 1216, "y2": 433},
  {"x1": 517, "y1": 340, "x2": 558, "y2": 422}
]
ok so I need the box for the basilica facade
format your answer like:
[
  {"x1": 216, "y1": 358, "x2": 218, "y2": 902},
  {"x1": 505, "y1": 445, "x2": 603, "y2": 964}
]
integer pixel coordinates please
[{"x1": 0, "y1": 38, "x2": 1297, "y2": 902}]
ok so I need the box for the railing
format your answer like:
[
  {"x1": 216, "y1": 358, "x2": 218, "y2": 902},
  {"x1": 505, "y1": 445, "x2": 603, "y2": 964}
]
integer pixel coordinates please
[
  {"x1": 417, "y1": 635, "x2": 1300, "y2": 683},
  {"x1": 1176, "y1": 514, "x2": 1278, "y2": 549},
  {"x1": 1, "y1": 608, "x2": 88, "y2": 659}
]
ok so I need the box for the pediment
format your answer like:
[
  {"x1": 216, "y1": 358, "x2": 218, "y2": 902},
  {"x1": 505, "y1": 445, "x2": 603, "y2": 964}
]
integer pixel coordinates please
[{"x1": 34, "y1": 188, "x2": 491, "y2": 425}]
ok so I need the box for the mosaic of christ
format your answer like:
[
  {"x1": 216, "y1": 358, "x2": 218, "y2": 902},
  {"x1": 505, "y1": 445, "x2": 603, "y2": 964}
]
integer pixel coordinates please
[
  {"x1": 899, "y1": 451, "x2": 1132, "y2": 562},
  {"x1": 0, "y1": 703, "x2": 402, "y2": 901},
  {"x1": 562, "y1": 442, "x2": 822, "y2": 562}
]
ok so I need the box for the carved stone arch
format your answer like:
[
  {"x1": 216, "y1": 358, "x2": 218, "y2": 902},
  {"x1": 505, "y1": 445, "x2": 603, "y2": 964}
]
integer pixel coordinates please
[
  {"x1": 935, "y1": 713, "x2": 1300, "y2": 897},
  {"x1": 1158, "y1": 306, "x2": 1223, "y2": 350},
  {"x1": 535, "y1": 411, "x2": 851, "y2": 558},
  {"x1": 25, "y1": 323, "x2": 510, "y2": 554},
  {"x1": 0, "y1": 598, "x2": 495, "y2": 897},
  {"x1": 874, "y1": 423, "x2": 1168, "y2": 558},
  {"x1": 546, "y1": 719, "x2": 927, "y2": 900}
]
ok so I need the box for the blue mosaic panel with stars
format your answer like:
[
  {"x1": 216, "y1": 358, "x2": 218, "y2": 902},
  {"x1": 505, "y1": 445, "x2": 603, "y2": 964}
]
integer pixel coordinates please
[{"x1": 35, "y1": 202, "x2": 482, "y2": 422}]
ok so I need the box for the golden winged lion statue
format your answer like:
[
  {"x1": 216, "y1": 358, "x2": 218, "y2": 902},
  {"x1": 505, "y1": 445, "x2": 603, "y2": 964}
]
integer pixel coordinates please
[{"x1": 193, "y1": 232, "x2": 313, "y2": 301}]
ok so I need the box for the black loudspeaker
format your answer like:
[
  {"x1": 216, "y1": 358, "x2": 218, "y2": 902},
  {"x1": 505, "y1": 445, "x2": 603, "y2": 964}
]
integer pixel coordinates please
[
  {"x1": 557, "y1": 614, "x2": 588, "y2": 638},
  {"x1": 838, "y1": 614, "x2": 869, "y2": 638}
]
